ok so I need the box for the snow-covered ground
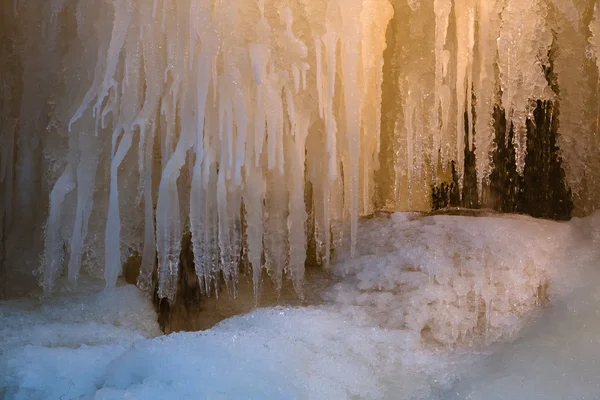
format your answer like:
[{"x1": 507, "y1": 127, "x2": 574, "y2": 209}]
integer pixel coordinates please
[{"x1": 1, "y1": 212, "x2": 599, "y2": 399}]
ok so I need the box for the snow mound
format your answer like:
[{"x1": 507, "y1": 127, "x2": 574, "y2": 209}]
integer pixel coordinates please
[
  {"x1": 446, "y1": 262, "x2": 600, "y2": 399},
  {"x1": 87, "y1": 307, "x2": 468, "y2": 400},
  {"x1": 328, "y1": 212, "x2": 588, "y2": 346},
  {"x1": 0, "y1": 280, "x2": 160, "y2": 399},
  {"x1": 0, "y1": 299, "x2": 465, "y2": 400}
]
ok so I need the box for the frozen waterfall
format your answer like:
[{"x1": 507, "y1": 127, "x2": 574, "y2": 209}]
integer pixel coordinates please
[{"x1": 1, "y1": 0, "x2": 600, "y2": 300}]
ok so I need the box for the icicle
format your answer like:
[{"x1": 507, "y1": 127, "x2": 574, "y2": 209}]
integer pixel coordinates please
[
  {"x1": 71, "y1": 0, "x2": 132, "y2": 131},
  {"x1": 285, "y1": 112, "x2": 310, "y2": 296},
  {"x1": 216, "y1": 121, "x2": 234, "y2": 289},
  {"x1": 68, "y1": 136, "x2": 100, "y2": 283},
  {"x1": 19, "y1": 0, "x2": 401, "y2": 297},
  {"x1": 433, "y1": 0, "x2": 451, "y2": 173},
  {"x1": 206, "y1": 159, "x2": 221, "y2": 297},
  {"x1": 189, "y1": 50, "x2": 211, "y2": 294},
  {"x1": 104, "y1": 16, "x2": 144, "y2": 289},
  {"x1": 264, "y1": 170, "x2": 289, "y2": 293},
  {"x1": 454, "y1": 0, "x2": 476, "y2": 187},
  {"x1": 227, "y1": 186, "x2": 243, "y2": 295},
  {"x1": 497, "y1": 0, "x2": 553, "y2": 175},
  {"x1": 315, "y1": 36, "x2": 325, "y2": 119},
  {"x1": 190, "y1": 153, "x2": 207, "y2": 293},
  {"x1": 105, "y1": 126, "x2": 136, "y2": 289},
  {"x1": 317, "y1": 6, "x2": 341, "y2": 267},
  {"x1": 278, "y1": 7, "x2": 308, "y2": 96},
  {"x1": 322, "y1": 31, "x2": 339, "y2": 183},
  {"x1": 360, "y1": 0, "x2": 393, "y2": 215},
  {"x1": 339, "y1": 0, "x2": 364, "y2": 257},
  {"x1": 474, "y1": 0, "x2": 501, "y2": 199},
  {"x1": 243, "y1": 166, "x2": 265, "y2": 297},
  {"x1": 156, "y1": 62, "x2": 196, "y2": 300},
  {"x1": 42, "y1": 167, "x2": 76, "y2": 292}
]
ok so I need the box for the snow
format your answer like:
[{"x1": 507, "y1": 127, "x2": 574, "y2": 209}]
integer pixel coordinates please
[
  {"x1": 328, "y1": 211, "x2": 590, "y2": 347},
  {"x1": 0, "y1": 296, "x2": 464, "y2": 400},
  {"x1": 2, "y1": 213, "x2": 600, "y2": 400},
  {"x1": 447, "y1": 273, "x2": 600, "y2": 399},
  {"x1": 0, "y1": 280, "x2": 161, "y2": 400},
  {"x1": 0, "y1": 279, "x2": 458, "y2": 399}
]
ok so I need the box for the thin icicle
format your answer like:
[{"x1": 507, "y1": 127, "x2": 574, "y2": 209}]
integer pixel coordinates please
[
  {"x1": 285, "y1": 112, "x2": 310, "y2": 296},
  {"x1": 42, "y1": 166, "x2": 76, "y2": 292},
  {"x1": 156, "y1": 65, "x2": 196, "y2": 299},
  {"x1": 454, "y1": 0, "x2": 477, "y2": 188},
  {"x1": 497, "y1": 0, "x2": 553, "y2": 175},
  {"x1": 339, "y1": 0, "x2": 363, "y2": 257},
  {"x1": 243, "y1": 166, "x2": 265, "y2": 297},
  {"x1": 105, "y1": 126, "x2": 136, "y2": 290},
  {"x1": 264, "y1": 170, "x2": 289, "y2": 293},
  {"x1": 433, "y1": 0, "x2": 451, "y2": 174},
  {"x1": 189, "y1": 49, "x2": 211, "y2": 293},
  {"x1": 70, "y1": 0, "x2": 132, "y2": 131},
  {"x1": 68, "y1": 136, "x2": 100, "y2": 283},
  {"x1": 474, "y1": 0, "x2": 501, "y2": 199}
]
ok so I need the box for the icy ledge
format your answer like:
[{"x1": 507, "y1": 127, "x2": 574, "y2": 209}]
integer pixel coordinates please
[{"x1": 1, "y1": 213, "x2": 599, "y2": 399}]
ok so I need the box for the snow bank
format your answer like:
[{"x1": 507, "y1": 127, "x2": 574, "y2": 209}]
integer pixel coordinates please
[
  {"x1": 2, "y1": 213, "x2": 599, "y2": 399},
  {"x1": 1, "y1": 289, "x2": 464, "y2": 399},
  {"x1": 329, "y1": 212, "x2": 589, "y2": 346},
  {"x1": 446, "y1": 262, "x2": 600, "y2": 399},
  {"x1": 0, "y1": 280, "x2": 161, "y2": 399},
  {"x1": 445, "y1": 213, "x2": 600, "y2": 399},
  {"x1": 85, "y1": 308, "x2": 469, "y2": 400}
]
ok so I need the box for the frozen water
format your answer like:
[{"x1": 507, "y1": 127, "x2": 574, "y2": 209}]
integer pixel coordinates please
[
  {"x1": 2, "y1": 1, "x2": 600, "y2": 397},
  {"x1": 4, "y1": 0, "x2": 600, "y2": 299},
  {"x1": 2, "y1": 213, "x2": 600, "y2": 399}
]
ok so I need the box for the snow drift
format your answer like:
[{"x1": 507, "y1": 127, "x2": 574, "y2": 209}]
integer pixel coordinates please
[{"x1": 2, "y1": 213, "x2": 599, "y2": 399}]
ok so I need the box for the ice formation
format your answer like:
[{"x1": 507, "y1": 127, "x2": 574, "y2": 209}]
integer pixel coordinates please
[
  {"x1": 0, "y1": 0, "x2": 396, "y2": 298},
  {"x1": 1, "y1": 0, "x2": 600, "y2": 298}
]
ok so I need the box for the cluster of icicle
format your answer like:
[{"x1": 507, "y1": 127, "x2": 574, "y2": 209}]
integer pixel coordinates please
[
  {"x1": 6, "y1": 0, "x2": 392, "y2": 299},
  {"x1": 2, "y1": 0, "x2": 600, "y2": 300},
  {"x1": 386, "y1": 0, "x2": 600, "y2": 210}
]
